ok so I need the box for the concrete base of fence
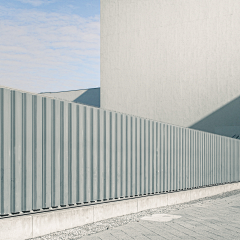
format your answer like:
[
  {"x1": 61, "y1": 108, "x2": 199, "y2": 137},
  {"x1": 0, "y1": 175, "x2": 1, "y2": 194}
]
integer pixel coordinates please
[{"x1": 1, "y1": 182, "x2": 240, "y2": 240}]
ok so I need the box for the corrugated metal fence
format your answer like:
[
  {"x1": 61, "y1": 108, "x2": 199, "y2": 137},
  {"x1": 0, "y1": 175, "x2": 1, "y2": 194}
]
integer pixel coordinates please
[{"x1": 1, "y1": 87, "x2": 240, "y2": 216}]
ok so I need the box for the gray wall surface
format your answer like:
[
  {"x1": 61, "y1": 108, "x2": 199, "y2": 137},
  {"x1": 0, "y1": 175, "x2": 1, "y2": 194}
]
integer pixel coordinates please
[
  {"x1": 100, "y1": 0, "x2": 240, "y2": 136},
  {"x1": 40, "y1": 88, "x2": 100, "y2": 108}
]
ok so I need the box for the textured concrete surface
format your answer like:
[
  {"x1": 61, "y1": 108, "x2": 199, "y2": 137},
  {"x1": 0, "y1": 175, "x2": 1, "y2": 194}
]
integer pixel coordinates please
[
  {"x1": 0, "y1": 215, "x2": 32, "y2": 240},
  {"x1": 101, "y1": 0, "x2": 240, "y2": 135},
  {"x1": 32, "y1": 206, "x2": 94, "y2": 238},
  {"x1": 82, "y1": 190, "x2": 240, "y2": 240},
  {"x1": 93, "y1": 199, "x2": 138, "y2": 222},
  {"x1": 137, "y1": 194, "x2": 168, "y2": 212},
  {"x1": 167, "y1": 191, "x2": 191, "y2": 206}
]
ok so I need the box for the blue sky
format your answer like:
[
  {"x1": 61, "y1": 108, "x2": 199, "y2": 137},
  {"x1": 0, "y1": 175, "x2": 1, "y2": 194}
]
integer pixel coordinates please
[{"x1": 0, "y1": 0, "x2": 100, "y2": 93}]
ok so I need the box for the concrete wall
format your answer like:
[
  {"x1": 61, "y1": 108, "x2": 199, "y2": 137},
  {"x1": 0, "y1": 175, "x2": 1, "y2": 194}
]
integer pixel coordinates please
[
  {"x1": 40, "y1": 87, "x2": 100, "y2": 107},
  {"x1": 100, "y1": 0, "x2": 240, "y2": 136}
]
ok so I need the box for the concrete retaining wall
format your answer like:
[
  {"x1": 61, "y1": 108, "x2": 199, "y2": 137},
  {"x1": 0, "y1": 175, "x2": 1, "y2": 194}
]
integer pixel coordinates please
[{"x1": 1, "y1": 182, "x2": 240, "y2": 240}]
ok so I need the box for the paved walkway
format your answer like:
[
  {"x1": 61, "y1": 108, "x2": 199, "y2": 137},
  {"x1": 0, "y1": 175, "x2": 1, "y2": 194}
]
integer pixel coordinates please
[
  {"x1": 32, "y1": 190, "x2": 240, "y2": 240},
  {"x1": 82, "y1": 191, "x2": 240, "y2": 240}
]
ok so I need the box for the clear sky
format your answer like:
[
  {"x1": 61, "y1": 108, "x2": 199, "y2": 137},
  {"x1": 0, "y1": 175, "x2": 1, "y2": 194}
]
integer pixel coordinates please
[{"x1": 0, "y1": 0, "x2": 100, "y2": 93}]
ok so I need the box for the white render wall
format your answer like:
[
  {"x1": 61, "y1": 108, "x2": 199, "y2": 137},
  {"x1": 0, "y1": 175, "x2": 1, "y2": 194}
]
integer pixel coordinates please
[{"x1": 100, "y1": 0, "x2": 240, "y2": 135}]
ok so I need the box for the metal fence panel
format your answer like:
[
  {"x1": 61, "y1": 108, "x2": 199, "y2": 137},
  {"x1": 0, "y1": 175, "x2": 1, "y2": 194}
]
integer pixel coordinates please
[{"x1": 1, "y1": 87, "x2": 240, "y2": 215}]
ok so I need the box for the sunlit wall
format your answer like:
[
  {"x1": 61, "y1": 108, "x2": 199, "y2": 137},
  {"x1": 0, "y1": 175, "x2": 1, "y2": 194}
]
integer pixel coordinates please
[{"x1": 101, "y1": 0, "x2": 240, "y2": 136}]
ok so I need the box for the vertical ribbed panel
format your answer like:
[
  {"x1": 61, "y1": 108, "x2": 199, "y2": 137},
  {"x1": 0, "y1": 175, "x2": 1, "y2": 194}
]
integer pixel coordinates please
[
  {"x1": 231, "y1": 138, "x2": 234, "y2": 182},
  {"x1": 42, "y1": 97, "x2": 51, "y2": 209},
  {"x1": 191, "y1": 130, "x2": 194, "y2": 188},
  {"x1": 1, "y1": 87, "x2": 240, "y2": 215},
  {"x1": 153, "y1": 121, "x2": 157, "y2": 193},
  {"x1": 11, "y1": 91, "x2": 22, "y2": 213},
  {"x1": 175, "y1": 126, "x2": 179, "y2": 190},
  {"x1": 236, "y1": 139, "x2": 240, "y2": 182},
  {"x1": 32, "y1": 95, "x2": 42, "y2": 210},
  {"x1": 78, "y1": 105, "x2": 84, "y2": 203},
  {"x1": 136, "y1": 117, "x2": 140, "y2": 196},
  {"x1": 166, "y1": 124, "x2": 170, "y2": 191},
  {"x1": 85, "y1": 107, "x2": 92, "y2": 202},
  {"x1": 116, "y1": 113, "x2": 122, "y2": 198},
  {"x1": 70, "y1": 103, "x2": 77, "y2": 204},
  {"x1": 203, "y1": 132, "x2": 206, "y2": 186},
  {"x1": 60, "y1": 101, "x2": 68, "y2": 206},
  {"x1": 131, "y1": 116, "x2": 136, "y2": 196},
  {"x1": 92, "y1": 108, "x2": 98, "y2": 202},
  {"x1": 186, "y1": 127, "x2": 189, "y2": 189},
  {"x1": 99, "y1": 109, "x2": 105, "y2": 201},
  {"x1": 199, "y1": 131, "x2": 202, "y2": 187},
  {"x1": 149, "y1": 121, "x2": 153, "y2": 194},
  {"x1": 221, "y1": 137, "x2": 225, "y2": 183},
  {"x1": 105, "y1": 110, "x2": 110, "y2": 200},
  {"x1": 140, "y1": 119, "x2": 145, "y2": 194},
  {"x1": 24, "y1": 93, "x2": 32, "y2": 212},
  {"x1": 146, "y1": 120, "x2": 149, "y2": 194},
  {"x1": 171, "y1": 125, "x2": 174, "y2": 191},
  {"x1": 162, "y1": 123, "x2": 166, "y2": 192},
  {"x1": 192, "y1": 131, "x2": 196, "y2": 188},
  {"x1": 121, "y1": 114, "x2": 126, "y2": 197},
  {"x1": 182, "y1": 128, "x2": 186, "y2": 190},
  {"x1": 196, "y1": 131, "x2": 200, "y2": 187},
  {"x1": 235, "y1": 142, "x2": 240, "y2": 181},
  {"x1": 178, "y1": 127, "x2": 182, "y2": 190},
  {"x1": 110, "y1": 112, "x2": 116, "y2": 199},
  {"x1": 156, "y1": 122, "x2": 160, "y2": 192},
  {"x1": 53, "y1": 99, "x2": 60, "y2": 207},
  {"x1": 126, "y1": 115, "x2": 130, "y2": 197}
]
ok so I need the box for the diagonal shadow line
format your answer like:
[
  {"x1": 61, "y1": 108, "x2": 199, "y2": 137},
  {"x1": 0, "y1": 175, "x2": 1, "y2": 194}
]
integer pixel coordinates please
[{"x1": 189, "y1": 95, "x2": 240, "y2": 136}]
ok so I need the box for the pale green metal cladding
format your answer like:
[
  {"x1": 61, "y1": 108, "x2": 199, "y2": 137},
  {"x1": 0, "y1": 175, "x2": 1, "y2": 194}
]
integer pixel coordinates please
[{"x1": 0, "y1": 87, "x2": 240, "y2": 215}]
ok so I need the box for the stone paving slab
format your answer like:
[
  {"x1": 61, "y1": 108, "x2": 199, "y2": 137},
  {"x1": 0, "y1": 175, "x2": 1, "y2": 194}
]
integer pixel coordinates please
[
  {"x1": 30, "y1": 189, "x2": 240, "y2": 240},
  {"x1": 81, "y1": 190, "x2": 240, "y2": 240}
]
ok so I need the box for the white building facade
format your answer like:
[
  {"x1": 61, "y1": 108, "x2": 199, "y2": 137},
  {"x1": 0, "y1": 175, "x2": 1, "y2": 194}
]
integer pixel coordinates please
[{"x1": 100, "y1": 0, "x2": 240, "y2": 137}]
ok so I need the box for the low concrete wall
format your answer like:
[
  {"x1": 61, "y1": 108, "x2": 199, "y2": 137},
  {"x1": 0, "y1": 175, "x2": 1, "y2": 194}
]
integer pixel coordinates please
[{"x1": 1, "y1": 182, "x2": 240, "y2": 240}]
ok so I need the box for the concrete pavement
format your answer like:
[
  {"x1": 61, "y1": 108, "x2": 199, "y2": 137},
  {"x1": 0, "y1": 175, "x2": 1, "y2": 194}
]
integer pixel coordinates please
[{"x1": 82, "y1": 190, "x2": 240, "y2": 240}]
